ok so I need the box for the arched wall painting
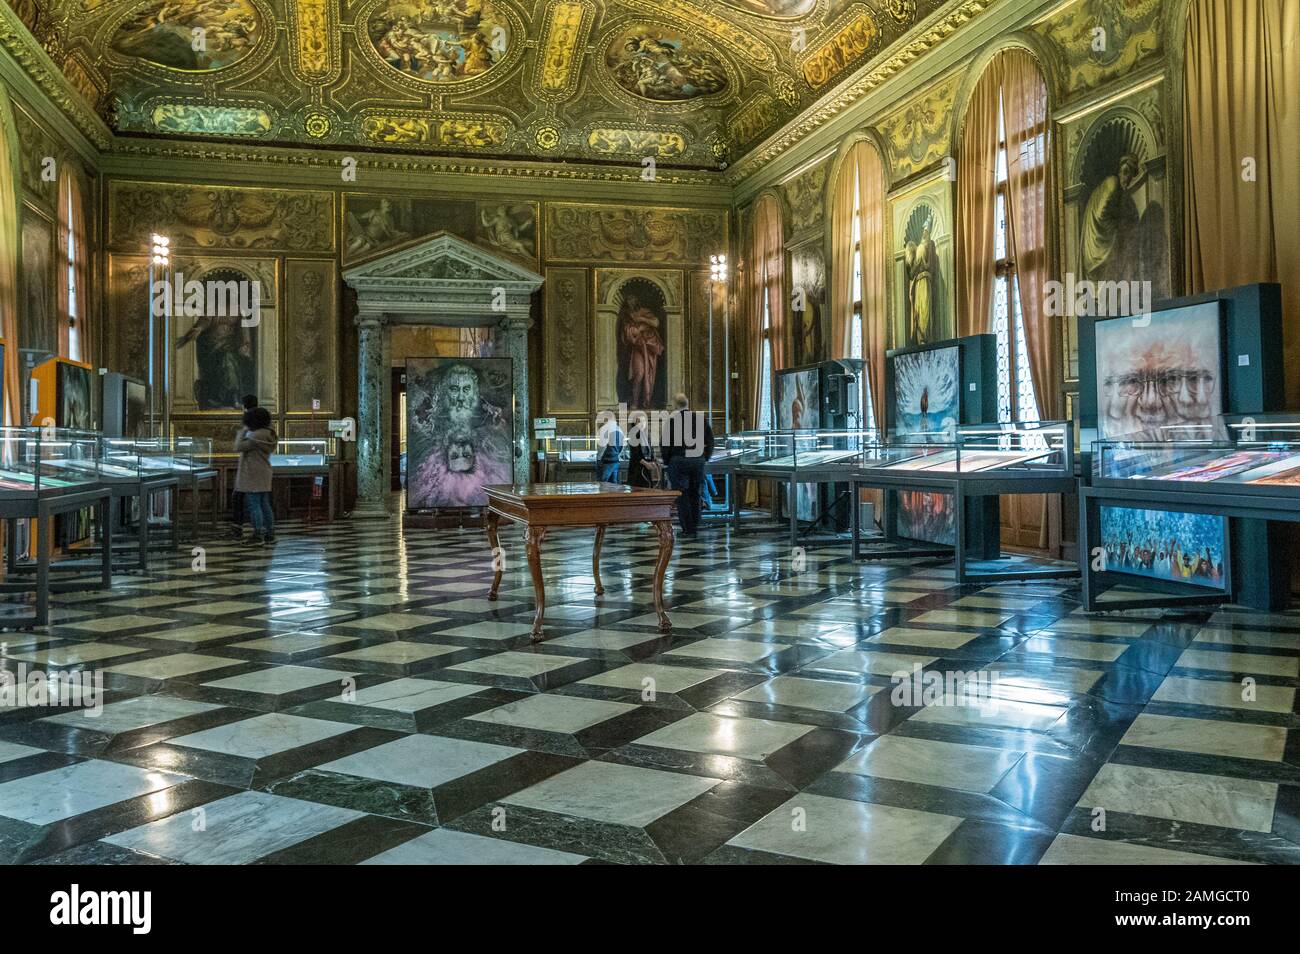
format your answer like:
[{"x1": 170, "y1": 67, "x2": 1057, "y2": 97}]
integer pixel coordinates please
[
  {"x1": 405, "y1": 356, "x2": 514, "y2": 510},
  {"x1": 595, "y1": 269, "x2": 685, "y2": 413},
  {"x1": 169, "y1": 258, "x2": 280, "y2": 415},
  {"x1": 889, "y1": 176, "x2": 953, "y2": 351},
  {"x1": 1060, "y1": 82, "x2": 1169, "y2": 385}
]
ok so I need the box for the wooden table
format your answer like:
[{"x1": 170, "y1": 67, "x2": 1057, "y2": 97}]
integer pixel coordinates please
[{"x1": 484, "y1": 482, "x2": 680, "y2": 642}]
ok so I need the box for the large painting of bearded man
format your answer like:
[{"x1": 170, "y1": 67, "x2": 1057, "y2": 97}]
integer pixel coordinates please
[{"x1": 405, "y1": 357, "x2": 513, "y2": 510}]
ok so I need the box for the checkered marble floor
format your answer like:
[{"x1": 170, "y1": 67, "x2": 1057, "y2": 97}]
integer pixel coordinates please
[{"x1": 1, "y1": 518, "x2": 1297, "y2": 865}]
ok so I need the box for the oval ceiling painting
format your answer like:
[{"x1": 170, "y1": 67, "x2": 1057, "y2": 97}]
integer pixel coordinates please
[
  {"x1": 366, "y1": 0, "x2": 512, "y2": 83},
  {"x1": 605, "y1": 27, "x2": 729, "y2": 103},
  {"x1": 718, "y1": 0, "x2": 817, "y2": 17},
  {"x1": 110, "y1": 0, "x2": 264, "y2": 72}
]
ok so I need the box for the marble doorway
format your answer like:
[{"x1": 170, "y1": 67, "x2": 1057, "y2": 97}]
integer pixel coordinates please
[{"x1": 342, "y1": 231, "x2": 543, "y2": 515}]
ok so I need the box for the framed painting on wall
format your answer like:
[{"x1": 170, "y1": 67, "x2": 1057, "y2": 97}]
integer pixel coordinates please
[
  {"x1": 594, "y1": 269, "x2": 685, "y2": 413},
  {"x1": 889, "y1": 174, "x2": 954, "y2": 351},
  {"x1": 169, "y1": 258, "x2": 279, "y2": 415},
  {"x1": 405, "y1": 357, "x2": 514, "y2": 510}
]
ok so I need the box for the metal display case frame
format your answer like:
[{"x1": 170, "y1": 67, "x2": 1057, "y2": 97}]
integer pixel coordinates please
[
  {"x1": 0, "y1": 428, "x2": 113, "y2": 628},
  {"x1": 851, "y1": 421, "x2": 1079, "y2": 583},
  {"x1": 97, "y1": 438, "x2": 182, "y2": 572}
]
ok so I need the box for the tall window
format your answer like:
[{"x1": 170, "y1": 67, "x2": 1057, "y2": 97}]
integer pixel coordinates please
[
  {"x1": 992, "y1": 92, "x2": 1037, "y2": 424},
  {"x1": 758, "y1": 276, "x2": 774, "y2": 430},
  {"x1": 846, "y1": 173, "x2": 876, "y2": 430},
  {"x1": 64, "y1": 181, "x2": 80, "y2": 361}
]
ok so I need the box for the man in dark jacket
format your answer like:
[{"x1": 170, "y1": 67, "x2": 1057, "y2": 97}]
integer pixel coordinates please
[{"x1": 660, "y1": 393, "x2": 713, "y2": 537}]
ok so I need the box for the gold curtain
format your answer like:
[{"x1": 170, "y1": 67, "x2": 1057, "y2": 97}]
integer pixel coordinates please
[
  {"x1": 857, "y1": 143, "x2": 887, "y2": 427},
  {"x1": 1185, "y1": 0, "x2": 1300, "y2": 409},
  {"x1": 0, "y1": 89, "x2": 21, "y2": 428},
  {"x1": 1001, "y1": 49, "x2": 1058, "y2": 420},
  {"x1": 748, "y1": 193, "x2": 784, "y2": 428},
  {"x1": 955, "y1": 56, "x2": 1003, "y2": 338},
  {"x1": 829, "y1": 151, "x2": 858, "y2": 360},
  {"x1": 56, "y1": 169, "x2": 88, "y2": 362}
]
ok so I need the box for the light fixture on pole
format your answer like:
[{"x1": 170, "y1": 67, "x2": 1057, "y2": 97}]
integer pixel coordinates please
[
  {"x1": 147, "y1": 234, "x2": 170, "y2": 437},
  {"x1": 708, "y1": 254, "x2": 729, "y2": 432}
]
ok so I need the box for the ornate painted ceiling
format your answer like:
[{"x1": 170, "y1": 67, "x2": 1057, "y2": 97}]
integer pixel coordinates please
[{"x1": 10, "y1": 0, "x2": 952, "y2": 168}]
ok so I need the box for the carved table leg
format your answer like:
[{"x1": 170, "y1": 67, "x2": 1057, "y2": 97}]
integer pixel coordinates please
[
  {"x1": 485, "y1": 510, "x2": 503, "y2": 600},
  {"x1": 593, "y1": 525, "x2": 606, "y2": 596},
  {"x1": 525, "y1": 524, "x2": 548, "y2": 642},
  {"x1": 651, "y1": 519, "x2": 674, "y2": 633}
]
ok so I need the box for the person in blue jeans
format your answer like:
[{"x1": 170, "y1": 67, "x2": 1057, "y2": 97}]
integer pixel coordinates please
[
  {"x1": 595, "y1": 410, "x2": 625, "y2": 484},
  {"x1": 234, "y1": 406, "x2": 278, "y2": 546}
]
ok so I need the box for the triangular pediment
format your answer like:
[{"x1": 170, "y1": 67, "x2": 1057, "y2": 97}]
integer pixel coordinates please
[{"x1": 342, "y1": 231, "x2": 543, "y2": 290}]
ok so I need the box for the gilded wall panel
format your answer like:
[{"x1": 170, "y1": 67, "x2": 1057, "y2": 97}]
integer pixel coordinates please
[
  {"x1": 877, "y1": 70, "x2": 961, "y2": 180},
  {"x1": 107, "y1": 253, "x2": 151, "y2": 382},
  {"x1": 546, "y1": 204, "x2": 728, "y2": 266},
  {"x1": 285, "y1": 259, "x2": 339, "y2": 414},
  {"x1": 1032, "y1": 0, "x2": 1163, "y2": 97},
  {"x1": 108, "y1": 181, "x2": 335, "y2": 253},
  {"x1": 782, "y1": 157, "x2": 830, "y2": 240},
  {"x1": 543, "y1": 267, "x2": 590, "y2": 416},
  {"x1": 343, "y1": 193, "x2": 537, "y2": 265}
]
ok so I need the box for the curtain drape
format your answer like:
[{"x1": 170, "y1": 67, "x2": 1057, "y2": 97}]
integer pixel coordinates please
[
  {"x1": 1001, "y1": 48, "x2": 1057, "y2": 420},
  {"x1": 856, "y1": 144, "x2": 886, "y2": 428},
  {"x1": 56, "y1": 169, "x2": 87, "y2": 362},
  {"x1": 0, "y1": 89, "x2": 21, "y2": 428},
  {"x1": 829, "y1": 152, "x2": 858, "y2": 361},
  {"x1": 955, "y1": 57, "x2": 1003, "y2": 339},
  {"x1": 1184, "y1": 0, "x2": 1300, "y2": 409},
  {"x1": 747, "y1": 193, "x2": 784, "y2": 429},
  {"x1": 829, "y1": 141, "x2": 886, "y2": 427}
]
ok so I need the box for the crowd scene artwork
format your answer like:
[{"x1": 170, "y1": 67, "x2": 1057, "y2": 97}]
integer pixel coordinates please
[{"x1": 1099, "y1": 505, "x2": 1227, "y2": 590}]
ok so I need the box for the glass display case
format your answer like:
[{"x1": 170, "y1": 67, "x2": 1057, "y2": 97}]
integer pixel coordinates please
[
  {"x1": 99, "y1": 438, "x2": 177, "y2": 480},
  {"x1": 0, "y1": 427, "x2": 103, "y2": 495},
  {"x1": 270, "y1": 438, "x2": 332, "y2": 470},
  {"x1": 868, "y1": 421, "x2": 1073, "y2": 478},
  {"x1": 1093, "y1": 414, "x2": 1300, "y2": 496},
  {"x1": 730, "y1": 428, "x2": 879, "y2": 477}
]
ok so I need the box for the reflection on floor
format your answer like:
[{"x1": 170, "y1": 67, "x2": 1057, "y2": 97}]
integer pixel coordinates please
[{"x1": 1, "y1": 519, "x2": 1297, "y2": 865}]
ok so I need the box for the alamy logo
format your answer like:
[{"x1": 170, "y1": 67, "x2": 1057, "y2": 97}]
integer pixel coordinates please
[
  {"x1": 1043, "y1": 274, "x2": 1153, "y2": 319},
  {"x1": 49, "y1": 884, "x2": 151, "y2": 934},
  {"x1": 151, "y1": 271, "x2": 261, "y2": 326}
]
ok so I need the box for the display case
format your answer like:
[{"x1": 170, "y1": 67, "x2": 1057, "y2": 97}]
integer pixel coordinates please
[
  {"x1": 0, "y1": 427, "x2": 103, "y2": 496},
  {"x1": 868, "y1": 420, "x2": 1073, "y2": 479},
  {"x1": 271, "y1": 438, "x2": 333, "y2": 471},
  {"x1": 730, "y1": 428, "x2": 879, "y2": 477},
  {"x1": 1093, "y1": 415, "x2": 1300, "y2": 497},
  {"x1": 100, "y1": 438, "x2": 179, "y2": 479}
]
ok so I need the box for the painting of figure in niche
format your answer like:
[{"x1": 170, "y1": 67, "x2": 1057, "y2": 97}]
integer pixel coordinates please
[
  {"x1": 171, "y1": 262, "x2": 278, "y2": 414},
  {"x1": 614, "y1": 277, "x2": 669, "y2": 410},
  {"x1": 110, "y1": 0, "x2": 263, "y2": 72},
  {"x1": 1076, "y1": 114, "x2": 1168, "y2": 298},
  {"x1": 406, "y1": 357, "x2": 513, "y2": 510},
  {"x1": 367, "y1": 0, "x2": 511, "y2": 83},
  {"x1": 891, "y1": 178, "x2": 953, "y2": 350},
  {"x1": 605, "y1": 27, "x2": 729, "y2": 102}
]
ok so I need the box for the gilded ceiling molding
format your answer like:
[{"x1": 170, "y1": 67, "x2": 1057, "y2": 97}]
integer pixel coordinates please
[
  {"x1": 535, "y1": 0, "x2": 594, "y2": 101},
  {"x1": 100, "y1": 136, "x2": 730, "y2": 190},
  {"x1": 798, "y1": 4, "x2": 882, "y2": 91},
  {"x1": 289, "y1": 0, "x2": 339, "y2": 85},
  {"x1": 727, "y1": 0, "x2": 995, "y2": 185},
  {"x1": 0, "y1": 1, "x2": 110, "y2": 152}
]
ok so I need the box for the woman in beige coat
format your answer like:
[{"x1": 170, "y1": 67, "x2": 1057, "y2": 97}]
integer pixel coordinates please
[{"x1": 234, "y1": 406, "x2": 278, "y2": 545}]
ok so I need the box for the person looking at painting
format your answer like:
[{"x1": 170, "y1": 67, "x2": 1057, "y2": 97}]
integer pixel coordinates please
[
  {"x1": 234, "y1": 405, "x2": 277, "y2": 547},
  {"x1": 660, "y1": 393, "x2": 714, "y2": 538},
  {"x1": 228, "y1": 394, "x2": 259, "y2": 539},
  {"x1": 595, "y1": 410, "x2": 625, "y2": 484}
]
